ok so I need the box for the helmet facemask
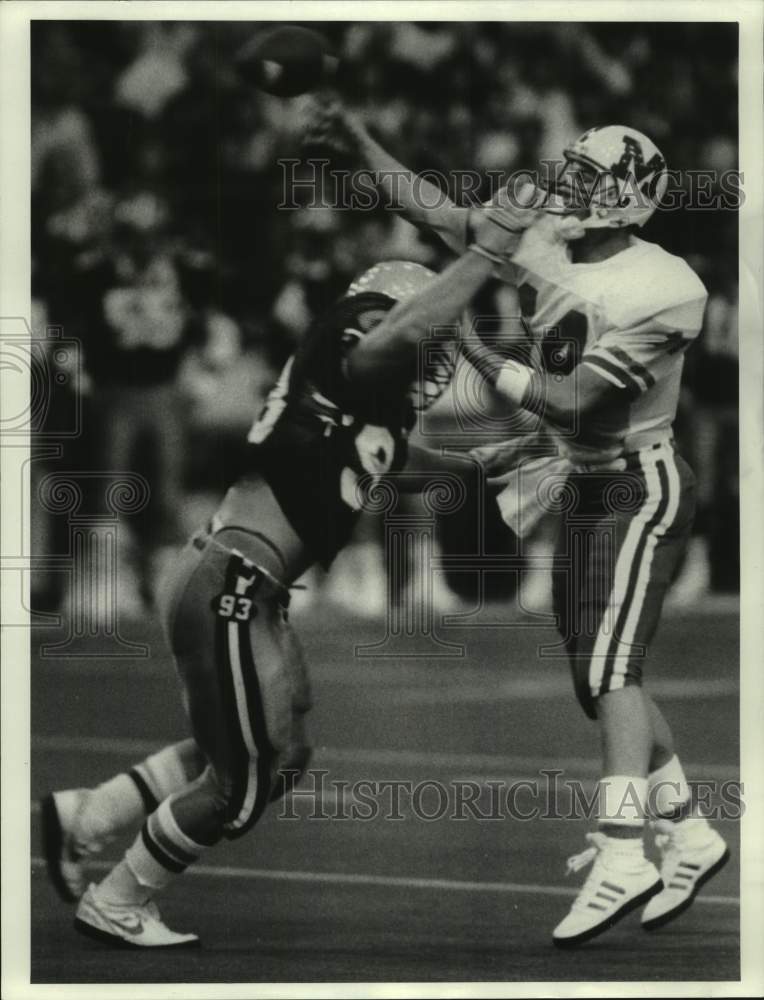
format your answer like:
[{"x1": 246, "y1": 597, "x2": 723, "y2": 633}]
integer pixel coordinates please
[{"x1": 541, "y1": 126, "x2": 668, "y2": 240}]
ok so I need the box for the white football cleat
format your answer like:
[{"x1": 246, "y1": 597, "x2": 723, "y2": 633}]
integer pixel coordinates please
[
  {"x1": 553, "y1": 832, "x2": 663, "y2": 948},
  {"x1": 74, "y1": 884, "x2": 200, "y2": 948},
  {"x1": 41, "y1": 789, "x2": 95, "y2": 902},
  {"x1": 641, "y1": 817, "x2": 730, "y2": 930}
]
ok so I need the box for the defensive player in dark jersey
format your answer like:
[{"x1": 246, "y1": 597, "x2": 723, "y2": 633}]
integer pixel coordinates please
[{"x1": 41, "y1": 190, "x2": 538, "y2": 947}]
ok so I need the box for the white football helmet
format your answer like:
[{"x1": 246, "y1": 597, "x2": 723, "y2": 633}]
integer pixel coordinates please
[{"x1": 543, "y1": 125, "x2": 668, "y2": 239}]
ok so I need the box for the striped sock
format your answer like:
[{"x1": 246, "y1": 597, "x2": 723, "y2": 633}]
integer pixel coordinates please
[
  {"x1": 97, "y1": 798, "x2": 207, "y2": 905},
  {"x1": 140, "y1": 797, "x2": 205, "y2": 876}
]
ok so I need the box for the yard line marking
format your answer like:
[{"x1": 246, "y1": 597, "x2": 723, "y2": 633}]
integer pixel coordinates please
[
  {"x1": 29, "y1": 856, "x2": 738, "y2": 907},
  {"x1": 394, "y1": 676, "x2": 737, "y2": 704},
  {"x1": 34, "y1": 734, "x2": 162, "y2": 756},
  {"x1": 31, "y1": 734, "x2": 738, "y2": 781},
  {"x1": 32, "y1": 657, "x2": 738, "y2": 700}
]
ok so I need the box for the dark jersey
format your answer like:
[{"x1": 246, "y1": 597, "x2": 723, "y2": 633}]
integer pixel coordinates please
[{"x1": 246, "y1": 292, "x2": 416, "y2": 568}]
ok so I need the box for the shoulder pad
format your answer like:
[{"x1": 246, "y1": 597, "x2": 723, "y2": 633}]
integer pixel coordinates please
[{"x1": 604, "y1": 243, "x2": 707, "y2": 330}]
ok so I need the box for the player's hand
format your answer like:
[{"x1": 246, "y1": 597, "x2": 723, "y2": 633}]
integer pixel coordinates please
[
  {"x1": 470, "y1": 182, "x2": 544, "y2": 256},
  {"x1": 302, "y1": 98, "x2": 368, "y2": 157}
]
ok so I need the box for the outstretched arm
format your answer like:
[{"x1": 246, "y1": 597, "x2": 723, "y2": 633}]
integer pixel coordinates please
[
  {"x1": 306, "y1": 101, "x2": 470, "y2": 254},
  {"x1": 347, "y1": 250, "x2": 494, "y2": 390},
  {"x1": 345, "y1": 188, "x2": 541, "y2": 397},
  {"x1": 352, "y1": 123, "x2": 470, "y2": 254}
]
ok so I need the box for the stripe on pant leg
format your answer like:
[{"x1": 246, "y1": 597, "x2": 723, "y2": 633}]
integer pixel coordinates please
[
  {"x1": 598, "y1": 455, "x2": 672, "y2": 696},
  {"x1": 229, "y1": 616, "x2": 276, "y2": 833},
  {"x1": 589, "y1": 466, "x2": 660, "y2": 698},
  {"x1": 224, "y1": 614, "x2": 262, "y2": 829},
  {"x1": 222, "y1": 553, "x2": 276, "y2": 834},
  {"x1": 214, "y1": 554, "x2": 250, "y2": 824},
  {"x1": 599, "y1": 459, "x2": 666, "y2": 694},
  {"x1": 604, "y1": 452, "x2": 681, "y2": 693}
]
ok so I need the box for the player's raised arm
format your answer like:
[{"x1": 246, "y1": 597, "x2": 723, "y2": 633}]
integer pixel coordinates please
[
  {"x1": 305, "y1": 100, "x2": 470, "y2": 254},
  {"x1": 345, "y1": 188, "x2": 540, "y2": 395}
]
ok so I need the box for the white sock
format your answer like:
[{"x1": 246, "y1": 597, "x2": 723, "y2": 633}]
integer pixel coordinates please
[
  {"x1": 77, "y1": 740, "x2": 204, "y2": 846},
  {"x1": 647, "y1": 755, "x2": 693, "y2": 820},
  {"x1": 77, "y1": 774, "x2": 144, "y2": 846},
  {"x1": 131, "y1": 739, "x2": 205, "y2": 809},
  {"x1": 598, "y1": 775, "x2": 648, "y2": 844}
]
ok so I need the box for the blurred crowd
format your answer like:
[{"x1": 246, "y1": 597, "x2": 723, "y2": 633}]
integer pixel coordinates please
[{"x1": 30, "y1": 21, "x2": 739, "y2": 615}]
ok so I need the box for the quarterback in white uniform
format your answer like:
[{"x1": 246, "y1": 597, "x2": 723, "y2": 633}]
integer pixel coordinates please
[{"x1": 312, "y1": 109, "x2": 730, "y2": 946}]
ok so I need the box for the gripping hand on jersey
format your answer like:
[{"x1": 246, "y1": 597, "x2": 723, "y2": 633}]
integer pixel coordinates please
[{"x1": 469, "y1": 182, "x2": 544, "y2": 260}]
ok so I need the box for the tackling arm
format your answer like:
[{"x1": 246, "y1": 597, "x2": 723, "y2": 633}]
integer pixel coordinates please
[
  {"x1": 346, "y1": 249, "x2": 495, "y2": 392},
  {"x1": 345, "y1": 190, "x2": 541, "y2": 396}
]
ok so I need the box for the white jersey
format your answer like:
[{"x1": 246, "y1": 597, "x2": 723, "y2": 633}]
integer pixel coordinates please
[{"x1": 493, "y1": 216, "x2": 707, "y2": 465}]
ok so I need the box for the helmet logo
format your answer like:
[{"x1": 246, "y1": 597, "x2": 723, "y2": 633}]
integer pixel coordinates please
[
  {"x1": 612, "y1": 135, "x2": 666, "y2": 194},
  {"x1": 552, "y1": 126, "x2": 667, "y2": 235}
]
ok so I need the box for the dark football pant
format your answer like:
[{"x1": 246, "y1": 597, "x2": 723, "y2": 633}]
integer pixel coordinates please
[
  {"x1": 551, "y1": 442, "x2": 696, "y2": 720},
  {"x1": 160, "y1": 524, "x2": 312, "y2": 840}
]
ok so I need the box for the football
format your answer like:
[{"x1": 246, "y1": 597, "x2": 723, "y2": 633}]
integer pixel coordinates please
[{"x1": 236, "y1": 25, "x2": 336, "y2": 97}]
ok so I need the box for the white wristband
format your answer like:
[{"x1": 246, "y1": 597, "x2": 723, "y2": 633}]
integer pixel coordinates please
[{"x1": 496, "y1": 361, "x2": 533, "y2": 405}]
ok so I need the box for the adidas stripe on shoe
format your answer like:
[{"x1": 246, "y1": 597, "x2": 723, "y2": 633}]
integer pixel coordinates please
[
  {"x1": 641, "y1": 818, "x2": 730, "y2": 930},
  {"x1": 553, "y1": 832, "x2": 663, "y2": 948}
]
